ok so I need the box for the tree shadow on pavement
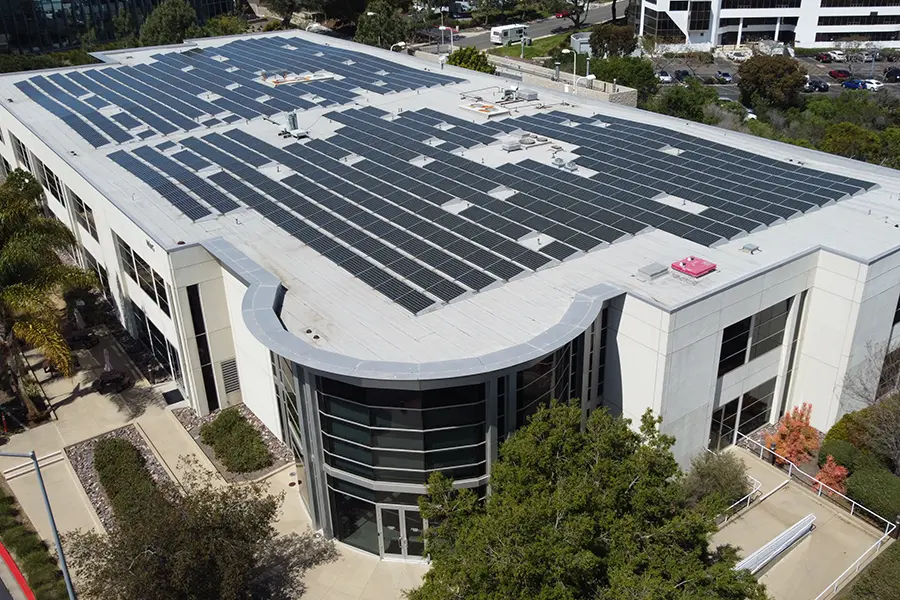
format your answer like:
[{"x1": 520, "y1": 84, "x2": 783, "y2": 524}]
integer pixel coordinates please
[
  {"x1": 251, "y1": 531, "x2": 340, "y2": 600},
  {"x1": 109, "y1": 384, "x2": 166, "y2": 421}
]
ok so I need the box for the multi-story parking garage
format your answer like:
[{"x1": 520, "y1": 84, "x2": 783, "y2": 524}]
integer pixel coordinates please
[
  {"x1": 1, "y1": 30, "x2": 900, "y2": 560},
  {"x1": 635, "y1": 0, "x2": 900, "y2": 49}
]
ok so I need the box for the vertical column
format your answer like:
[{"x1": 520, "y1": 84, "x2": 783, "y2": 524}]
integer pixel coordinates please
[
  {"x1": 485, "y1": 377, "x2": 498, "y2": 477},
  {"x1": 506, "y1": 374, "x2": 517, "y2": 438},
  {"x1": 297, "y1": 366, "x2": 330, "y2": 534},
  {"x1": 774, "y1": 16, "x2": 781, "y2": 41},
  {"x1": 736, "y1": 17, "x2": 743, "y2": 46},
  {"x1": 770, "y1": 292, "x2": 803, "y2": 424}
]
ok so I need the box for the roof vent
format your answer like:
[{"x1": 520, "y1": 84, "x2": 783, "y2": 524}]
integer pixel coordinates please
[
  {"x1": 564, "y1": 161, "x2": 578, "y2": 172},
  {"x1": 636, "y1": 262, "x2": 668, "y2": 282},
  {"x1": 741, "y1": 243, "x2": 761, "y2": 254},
  {"x1": 501, "y1": 138, "x2": 521, "y2": 152},
  {"x1": 551, "y1": 157, "x2": 566, "y2": 167},
  {"x1": 671, "y1": 256, "x2": 717, "y2": 278},
  {"x1": 520, "y1": 136, "x2": 536, "y2": 146},
  {"x1": 516, "y1": 88, "x2": 538, "y2": 101}
]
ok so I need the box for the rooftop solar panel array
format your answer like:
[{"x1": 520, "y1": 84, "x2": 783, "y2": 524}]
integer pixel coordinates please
[
  {"x1": 105, "y1": 106, "x2": 876, "y2": 314},
  {"x1": 15, "y1": 34, "x2": 462, "y2": 148}
]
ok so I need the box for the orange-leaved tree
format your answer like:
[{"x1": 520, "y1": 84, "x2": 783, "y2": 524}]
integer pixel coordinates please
[
  {"x1": 765, "y1": 402, "x2": 820, "y2": 465},
  {"x1": 813, "y1": 455, "x2": 849, "y2": 496}
]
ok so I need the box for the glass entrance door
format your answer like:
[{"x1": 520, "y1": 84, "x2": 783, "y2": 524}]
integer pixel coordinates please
[{"x1": 377, "y1": 505, "x2": 426, "y2": 560}]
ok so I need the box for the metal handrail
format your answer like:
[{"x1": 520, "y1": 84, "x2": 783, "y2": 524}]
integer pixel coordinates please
[
  {"x1": 735, "y1": 432, "x2": 896, "y2": 599},
  {"x1": 721, "y1": 475, "x2": 762, "y2": 524}
]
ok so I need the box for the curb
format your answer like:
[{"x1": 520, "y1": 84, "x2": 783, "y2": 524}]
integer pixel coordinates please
[{"x1": 0, "y1": 541, "x2": 35, "y2": 600}]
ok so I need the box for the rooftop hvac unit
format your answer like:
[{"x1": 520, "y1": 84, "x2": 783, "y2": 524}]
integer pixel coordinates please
[
  {"x1": 502, "y1": 138, "x2": 521, "y2": 151},
  {"x1": 671, "y1": 255, "x2": 717, "y2": 278},
  {"x1": 516, "y1": 88, "x2": 538, "y2": 101},
  {"x1": 551, "y1": 157, "x2": 566, "y2": 167},
  {"x1": 520, "y1": 136, "x2": 536, "y2": 145}
]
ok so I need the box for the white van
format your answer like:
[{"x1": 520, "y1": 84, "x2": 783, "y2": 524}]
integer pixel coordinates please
[
  {"x1": 490, "y1": 24, "x2": 528, "y2": 45},
  {"x1": 828, "y1": 50, "x2": 846, "y2": 61}
]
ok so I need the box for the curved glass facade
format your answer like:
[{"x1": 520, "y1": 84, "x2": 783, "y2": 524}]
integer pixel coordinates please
[{"x1": 318, "y1": 378, "x2": 487, "y2": 484}]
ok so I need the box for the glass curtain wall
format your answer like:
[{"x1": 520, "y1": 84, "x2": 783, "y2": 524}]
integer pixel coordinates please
[
  {"x1": 708, "y1": 377, "x2": 777, "y2": 450},
  {"x1": 317, "y1": 378, "x2": 488, "y2": 484},
  {"x1": 516, "y1": 336, "x2": 584, "y2": 427}
]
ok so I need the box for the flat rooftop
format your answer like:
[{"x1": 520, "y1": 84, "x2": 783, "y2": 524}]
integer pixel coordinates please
[{"x1": 3, "y1": 31, "x2": 900, "y2": 368}]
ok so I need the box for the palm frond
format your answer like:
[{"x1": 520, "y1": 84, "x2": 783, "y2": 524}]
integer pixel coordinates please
[
  {"x1": 12, "y1": 316, "x2": 71, "y2": 376},
  {"x1": 0, "y1": 283, "x2": 59, "y2": 319}
]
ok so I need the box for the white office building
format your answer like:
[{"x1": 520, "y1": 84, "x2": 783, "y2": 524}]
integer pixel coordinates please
[
  {"x1": 1, "y1": 30, "x2": 899, "y2": 560},
  {"x1": 635, "y1": 0, "x2": 900, "y2": 49}
]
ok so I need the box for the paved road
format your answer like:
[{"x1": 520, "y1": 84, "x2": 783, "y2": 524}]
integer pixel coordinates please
[{"x1": 418, "y1": 2, "x2": 615, "y2": 52}]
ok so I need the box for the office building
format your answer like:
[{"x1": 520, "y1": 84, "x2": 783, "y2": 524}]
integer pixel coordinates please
[
  {"x1": 635, "y1": 0, "x2": 900, "y2": 48},
  {"x1": 1, "y1": 31, "x2": 899, "y2": 560}
]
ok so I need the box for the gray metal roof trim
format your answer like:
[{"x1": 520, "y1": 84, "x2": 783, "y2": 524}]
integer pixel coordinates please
[{"x1": 202, "y1": 237, "x2": 621, "y2": 382}]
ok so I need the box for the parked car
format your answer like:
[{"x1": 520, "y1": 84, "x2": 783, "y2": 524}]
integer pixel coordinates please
[
  {"x1": 744, "y1": 107, "x2": 757, "y2": 120},
  {"x1": 657, "y1": 70, "x2": 673, "y2": 83},
  {"x1": 863, "y1": 79, "x2": 884, "y2": 91},
  {"x1": 884, "y1": 68, "x2": 900, "y2": 82},
  {"x1": 715, "y1": 71, "x2": 733, "y2": 83},
  {"x1": 814, "y1": 52, "x2": 833, "y2": 63},
  {"x1": 829, "y1": 69, "x2": 852, "y2": 80},
  {"x1": 841, "y1": 79, "x2": 866, "y2": 89},
  {"x1": 673, "y1": 69, "x2": 691, "y2": 82},
  {"x1": 828, "y1": 50, "x2": 846, "y2": 61},
  {"x1": 554, "y1": 9, "x2": 570, "y2": 17},
  {"x1": 91, "y1": 370, "x2": 133, "y2": 395},
  {"x1": 726, "y1": 50, "x2": 750, "y2": 62},
  {"x1": 803, "y1": 78, "x2": 830, "y2": 92}
]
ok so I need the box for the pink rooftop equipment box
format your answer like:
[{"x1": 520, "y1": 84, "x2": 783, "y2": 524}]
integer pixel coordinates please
[{"x1": 671, "y1": 256, "x2": 717, "y2": 278}]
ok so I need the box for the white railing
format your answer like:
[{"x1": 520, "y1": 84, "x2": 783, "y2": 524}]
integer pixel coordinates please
[
  {"x1": 721, "y1": 474, "x2": 762, "y2": 524},
  {"x1": 736, "y1": 432, "x2": 896, "y2": 599}
]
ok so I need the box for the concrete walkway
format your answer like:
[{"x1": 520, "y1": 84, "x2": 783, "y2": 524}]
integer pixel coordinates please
[
  {"x1": 2, "y1": 333, "x2": 428, "y2": 599},
  {"x1": 713, "y1": 447, "x2": 883, "y2": 600}
]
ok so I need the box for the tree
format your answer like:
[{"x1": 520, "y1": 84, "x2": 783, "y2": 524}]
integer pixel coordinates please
[
  {"x1": 591, "y1": 56, "x2": 658, "y2": 105},
  {"x1": 544, "y1": 0, "x2": 590, "y2": 28},
  {"x1": 819, "y1": 122, "x2": 883, "y2": 163},
  {"x1": 765, "y1": 402, "x2": 820, "y2": 465},
  {"x1": 588, "y1": 23, "x2": 636, "y2": 58},
  {"x1": 65, "y1": 456, "x2": 338, "y2": 599},
  {"x1": 139, "y1": 0, "x2": 200, "y2": 47},
  {"x1": 683, "y1": 450, "x2": 751, "y2": 508},
  {"x1": 112, "y1": 9, "x2": 137, "y2": 42},
  {"x1": 880, "y1": 128, "x2": 900, "y2": 170},
  {"x1": 737, "y1": 55, "x2": 806, "y2": 110},
  {"x1": 446, "y1": 46, "x2": 495, "y2": 73},
  {"x1": 407, "y1": 402, "x2": 768, "y2": 600},
  {"x1": 203, "y1": 14, "x2": 248, "y2": 37},
  {"x1": 814, "y1": 455, "x2": 849, "y2": 496},
  {"x1": 0, "y1": 170, "x2": 94, "y2": 419},
  {"x1": 354, "y1": 0, "x2": 410, "y2": 49},
  {"x1": 266, "y1": 0, "x2": 300, "y2": 27},
  {"x1": 647, "y1": 79, "x2": 718, "y2": 122}
]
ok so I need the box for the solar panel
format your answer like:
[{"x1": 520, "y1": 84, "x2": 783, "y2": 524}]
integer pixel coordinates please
[{"x1": 108, "y1": 150, "x2": 210, "y2": 220}]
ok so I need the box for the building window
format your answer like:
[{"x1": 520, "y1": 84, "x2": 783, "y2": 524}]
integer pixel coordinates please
[
  {"x1": 496, "y1": 376, "x2": 506, "y2": 441},
  {"x1": 71, "y1": 191, "x2": 98, "y2": 240},
  {"x1": 81, "y1": 247, "x2": 110, "y2": 298},
  {"x1": 0, "y1": 157, "x2": 10, "y2": 178},
  {"x1": 818, "y1": 14, "x2": 900, "y2": 26},
  {"x1": 816, "y1": 31, "x2": 899, "y2": 41},
  {"x1": 670, "y1": 0, "x2": 688, "y2": 9},
  {"x1": 749, "y1": 298, "x2": 792, "y2": 360},
  {"x1": 893, "y1": 293, "x2": 900, "y2": 326},
  {"x1": 721, "y1": 0, "x2": 800, "y2": 7},
  {"x1": 821, "y1": 0, "x2": 900, "y2": 6},
  {"x1": 187, "y1": 284, "x2": 219, "y2": 411},
  {"x1": 115, "y1": 234, "x2": 170, "y2": 316},
  {"x1": 688, "y1": 1, "x2": 712, "y2": 30},
  {"x1": 709, "y1": 377, "x2": 777, "y2": 450},
  {"x1": 779, "y1": 290, "x2": 807, "y2": 418},
  {"x1": 642, "y1": 7, "x2": 685, "y2": 41},
  {"x1": 317, "y1": 378, "x2": 487, "y2": 484},
  {"x1": 128, "y1": 300, "x2": 182, "y2": 385},
  {"x1": 10, "y1": 134, "x2": 30, "y2": 172},
  {"x1": 719, "y1": 299, "x2": 793, "y2": 377},
  {"x1": 718, "y1": 317, "x2": 752, "y2": 377}
]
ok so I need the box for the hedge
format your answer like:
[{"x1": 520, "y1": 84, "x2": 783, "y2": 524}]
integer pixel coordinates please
[
  {"x1": 0, "y1": 491, "x2": 67, "y2": 599},
  {"x1": 823, "y1": 409, "x2": 871, "y2": 449},
  {"x1": 200, "y1": 410, "x2": 273, "y2": 473},
  {"x1": 843, "y1": 537, "x2": 900, "y2": 600},
  {"x1": 846, "y1": 468, "x2": 900, "y2": 522},
  {"x1": 817, "y1": 439, "x2": 858, "y2": 470},
  {"x1": 94, "y1": 437, "x2": 170, "y2": 525}
]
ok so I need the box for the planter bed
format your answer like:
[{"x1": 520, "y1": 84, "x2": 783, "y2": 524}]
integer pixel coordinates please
[
  {"x1": 173, "y1": 405, "x2": 292, "y2": 483},
  {"x1": 65, "y1": 425, "x2": 170, "y2": 531}
]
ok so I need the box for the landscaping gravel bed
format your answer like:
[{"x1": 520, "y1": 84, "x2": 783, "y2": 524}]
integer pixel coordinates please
[
  {"x1": 65, "y1": 425, "x2": 170, "y2": 531},
  {"x1": 173, "y1": 405, "x2": 293, "y2": 482}
]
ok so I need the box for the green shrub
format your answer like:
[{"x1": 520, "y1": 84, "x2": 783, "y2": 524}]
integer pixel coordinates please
[
  {"x1": 683, "y1": 450, "x2": 751, "y2": 509},
  {"x1": 844, "y1": 538, "x2": 900, "y2": 600},
  {"x1": 824, "y1": 409, "x2": 871, "y2": 448},
  {"x1": 818, "y1": 439, "x2": 858, "y2": 470},
  {"x1": 847, "y1": 468, "x2": 900, "y2": 521},
  {"x1": 94, "y1": 437, "x2": 170, "y2": 524},
  {"x1": 0, "y1": 493, "x2": 64, "y2": 597},
  {"x1": 854, "y1": 451, "x2": 890, "y2": 473},
  {"x1": 201, "y1": 410, "x2": 273, "y2": 473}
]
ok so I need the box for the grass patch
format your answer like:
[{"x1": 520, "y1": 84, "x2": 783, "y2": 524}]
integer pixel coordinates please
[
  {"x1": 0, "y1": 488, "x2": 67, "y2": 599},
  {"x1": 487, "y1": 29, "x2": 588, "y2": 60},
  {"x1": 842, "y1": 539, "x2": 900, "y2": 600},
  {"x1": 200, "y1": 409, "x2": 273, "y2": 474}
]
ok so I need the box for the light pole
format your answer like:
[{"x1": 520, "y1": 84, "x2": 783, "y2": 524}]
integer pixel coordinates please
[
  {"x1": 574, "y1": 74, "x2": 596, "y2": 95},
  {"x1": 366, "y1": 11, "x2": 381, "y2": 48},
  {"x1": 1, "y1": 450, "x2": 75, "y2": 600},
  {"x1": 390, "y1": 41, "x2": 407, "y2": 52}
]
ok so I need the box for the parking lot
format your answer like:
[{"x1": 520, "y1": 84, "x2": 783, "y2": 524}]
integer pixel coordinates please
[{"x1": 653, "y1": 54, "x2": 900, "y2": 101}]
